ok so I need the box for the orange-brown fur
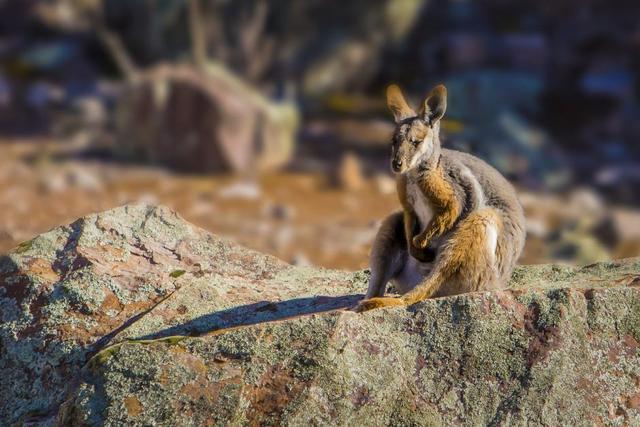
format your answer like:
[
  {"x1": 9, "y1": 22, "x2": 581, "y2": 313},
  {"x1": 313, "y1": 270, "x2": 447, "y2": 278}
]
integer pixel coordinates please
[
  {"x1": 410, "y1": 166, "x2": 461, "y2": 250},
  {"x1": 356, "y1": 83, "x2": 525, "y2": 312},
  {"x1": 357, "y1": 208, "x2": 503, "y2": 310},
  {"x1": 396, "y1": 165, "x2": 461, "y2": 261}
]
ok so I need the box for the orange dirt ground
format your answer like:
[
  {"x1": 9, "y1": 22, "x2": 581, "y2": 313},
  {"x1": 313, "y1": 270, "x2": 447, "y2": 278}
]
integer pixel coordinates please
[{"x1": 0, "y1": 138, "x2": 611, "y2": 270}]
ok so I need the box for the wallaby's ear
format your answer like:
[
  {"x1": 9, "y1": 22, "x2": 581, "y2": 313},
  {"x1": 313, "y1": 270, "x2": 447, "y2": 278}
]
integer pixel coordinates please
[
  {"x1": 420, "y1": 84, "x2": 447, "y2": 125},
  {"x1": 386, "y1": 84, "x2": 415, "y2": 123}
]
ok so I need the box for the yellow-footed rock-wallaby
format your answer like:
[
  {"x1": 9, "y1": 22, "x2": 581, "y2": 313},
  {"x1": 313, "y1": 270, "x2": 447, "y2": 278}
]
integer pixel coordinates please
[{"x1": 355, "y1": 84, "x2": 525, "y2": 312}]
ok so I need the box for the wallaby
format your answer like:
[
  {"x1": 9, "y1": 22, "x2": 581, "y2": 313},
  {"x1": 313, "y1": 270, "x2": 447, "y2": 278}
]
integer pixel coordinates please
[{"x1": 355, "y1": 84, "x2": 525, "y2": 312}]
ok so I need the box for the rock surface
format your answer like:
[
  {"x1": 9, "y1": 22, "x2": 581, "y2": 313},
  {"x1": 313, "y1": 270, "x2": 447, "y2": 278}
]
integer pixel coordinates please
[{"x1": 1, "y1": 205, "x2": 639, "y2": 426}]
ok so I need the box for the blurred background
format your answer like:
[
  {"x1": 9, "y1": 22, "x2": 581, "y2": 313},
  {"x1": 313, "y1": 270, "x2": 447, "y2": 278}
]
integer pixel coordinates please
[{"x1": 0, "y1": 0, "x2": 639, "y2": 270}]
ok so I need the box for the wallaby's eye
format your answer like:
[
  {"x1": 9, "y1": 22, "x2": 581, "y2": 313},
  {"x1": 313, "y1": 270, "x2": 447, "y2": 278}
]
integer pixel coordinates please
[{"x1": 411, "y1": 139, "x2": 421, "y2": 146}]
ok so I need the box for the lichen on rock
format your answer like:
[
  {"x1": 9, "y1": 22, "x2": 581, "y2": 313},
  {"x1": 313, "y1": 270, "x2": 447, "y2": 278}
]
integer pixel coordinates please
[{"x1": 1, "y1": 204, "x2": 639, "y2": 426}]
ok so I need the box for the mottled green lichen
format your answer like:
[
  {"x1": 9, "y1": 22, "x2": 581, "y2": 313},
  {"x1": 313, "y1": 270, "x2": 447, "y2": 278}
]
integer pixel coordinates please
[
  {"x1": 13, "y1": 238, "x2": 34, "y2": 254},
  {"x1": 169, "y1": 269, "x2": 186, "y2": 278},
  {"x1": 3, "y1": 204, "x2": 640, "y2": 426},
  {"x1": 64, "y1": 283, "x2": 640, "y2": 426}
]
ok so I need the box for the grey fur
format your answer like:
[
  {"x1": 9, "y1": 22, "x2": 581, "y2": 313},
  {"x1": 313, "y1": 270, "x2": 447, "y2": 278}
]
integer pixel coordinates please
[
  {"x1": 366, "y1": 149, "x2": 525, "y2": 298},
  {"x1": 365, "y1": 84, "x2": 525, "y2": 301}
]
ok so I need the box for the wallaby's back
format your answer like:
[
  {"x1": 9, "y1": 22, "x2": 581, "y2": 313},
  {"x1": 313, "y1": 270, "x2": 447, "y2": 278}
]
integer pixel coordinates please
[{"x1": 443, "y1": 149, "x2": 526, "y2": 282}]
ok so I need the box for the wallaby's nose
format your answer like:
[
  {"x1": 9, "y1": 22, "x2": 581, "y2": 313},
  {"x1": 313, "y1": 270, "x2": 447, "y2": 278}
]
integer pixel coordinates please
[{"x1": 392, "y1": 159, "x2": 403, "y2": 171}]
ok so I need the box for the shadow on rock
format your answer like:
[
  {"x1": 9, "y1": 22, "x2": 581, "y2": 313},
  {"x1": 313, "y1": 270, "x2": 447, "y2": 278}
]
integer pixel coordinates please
[{"x1": 134, "y1": 293, "x2": 363, "y2": 341}]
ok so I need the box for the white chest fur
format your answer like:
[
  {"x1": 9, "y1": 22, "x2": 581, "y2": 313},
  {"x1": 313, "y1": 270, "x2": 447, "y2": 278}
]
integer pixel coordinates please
[{"x1": 406, "y1": 173, "x2": 433, "y2": 233}]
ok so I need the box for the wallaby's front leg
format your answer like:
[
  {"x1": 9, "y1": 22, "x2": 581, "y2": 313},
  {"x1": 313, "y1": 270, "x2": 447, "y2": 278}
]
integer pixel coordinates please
[
  {"x1": 404, "y1": 211, "x2": 435, "y2": 262},
  {"x1": 413, "y1": 168, "x2": 461, "y2": 250},
  {"x1": 412, "y1": 204, "x2": 460, "y2": 250},
  {"x1": 412, "y1": 216, "x2": 446, "y2": 250},
  {"x1": 397, "y1": 174, "x2": 433, "y2": 262}
]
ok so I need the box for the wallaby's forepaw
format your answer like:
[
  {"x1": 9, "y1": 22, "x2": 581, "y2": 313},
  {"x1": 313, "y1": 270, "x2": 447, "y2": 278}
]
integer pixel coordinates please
[
  {"x1": 409, "y1": 245, "x2": 436, "y2": 263},
  {"x1": 353, "y1": 297, "x2": 405, "y2": 313},
  {"x1": 412, "y1": 234, "x2": 430, "y2": 249}
]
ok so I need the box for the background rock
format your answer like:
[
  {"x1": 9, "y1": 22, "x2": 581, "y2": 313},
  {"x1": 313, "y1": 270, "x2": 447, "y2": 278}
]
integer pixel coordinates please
[
  {"x1": 0, "y1": 205, "x2": 639, "y2": 425},
  {"x1": 115, "y1": 65, "x2": 298, "y2": 174}
]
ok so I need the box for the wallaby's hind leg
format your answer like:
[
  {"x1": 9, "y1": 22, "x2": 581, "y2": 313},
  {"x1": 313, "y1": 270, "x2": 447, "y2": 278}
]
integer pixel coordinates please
[
  {"x1": 403, "y1": 208, "x2": 501, "y2": 304},
  {"x1": 365, "y1": 212, "x2": 407, "y2": 299},
  {"x1": 357, "y1": 209, "x2": 501, "y2": 311}
]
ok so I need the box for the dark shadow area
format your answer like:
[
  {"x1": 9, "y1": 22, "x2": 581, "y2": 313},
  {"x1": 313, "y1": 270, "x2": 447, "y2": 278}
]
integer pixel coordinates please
[
  {"x1": 0, "y1": 253, "x2": 24, "y2": 300},
  {"x1": 134, "y1": 293, "x2": 364, "y2": 341}
]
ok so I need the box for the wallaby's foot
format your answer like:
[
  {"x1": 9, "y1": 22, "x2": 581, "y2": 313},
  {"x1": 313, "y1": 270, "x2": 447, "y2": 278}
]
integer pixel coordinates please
[{"x1": 353, "y1": 296, "x2": 405, "y2": 312}]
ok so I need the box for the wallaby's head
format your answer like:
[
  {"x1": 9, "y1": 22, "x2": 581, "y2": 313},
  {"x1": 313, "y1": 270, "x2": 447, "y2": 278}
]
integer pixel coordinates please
[{"x1": 386, "y1": 84, "x2": 447, "y2": 174}]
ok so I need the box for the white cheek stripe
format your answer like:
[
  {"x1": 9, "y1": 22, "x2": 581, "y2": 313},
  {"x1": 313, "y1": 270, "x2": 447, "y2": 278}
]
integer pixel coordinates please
[{"x1": 408, "y1": 135, "x2": 432, "y2": 169}]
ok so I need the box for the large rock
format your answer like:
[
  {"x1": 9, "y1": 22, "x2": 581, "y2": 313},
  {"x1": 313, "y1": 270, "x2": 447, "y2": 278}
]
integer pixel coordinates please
[
  {"x1": 0, "y1": 205, "x2": 361, "y2": 425},
  {"x1": 115, "y1": 65, "x2": 299, "y2": 174},
  {"x1": 1, "y1": 205, "x2": 639, "y2": 426}
]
